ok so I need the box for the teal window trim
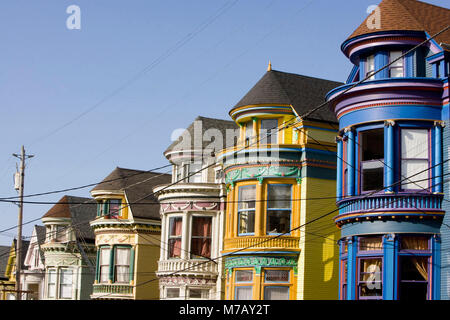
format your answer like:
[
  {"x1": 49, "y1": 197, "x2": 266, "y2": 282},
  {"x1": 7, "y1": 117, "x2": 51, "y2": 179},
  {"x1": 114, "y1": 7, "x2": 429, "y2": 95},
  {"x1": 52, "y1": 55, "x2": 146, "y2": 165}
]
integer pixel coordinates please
[
  {"x1": 109, "y1": 245, "x2": 115, "y2": 282},
  {"x1": 96, "y1": 201, "x2": 102, "y2": 217},
  {"x1": 95, "y1": 249, "x2": 101, "y2": 282},
  {"x1": 108, "y1": 245, "x2": 133, "y2": 284},
  {"x1": 130, "y1": 247, "x2": 135, "y2": 281}
]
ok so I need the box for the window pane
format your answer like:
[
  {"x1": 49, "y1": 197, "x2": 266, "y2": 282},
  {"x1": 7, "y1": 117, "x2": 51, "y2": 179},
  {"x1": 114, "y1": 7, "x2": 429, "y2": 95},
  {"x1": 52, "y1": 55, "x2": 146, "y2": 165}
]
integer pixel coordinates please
[
  {"x1": 245, "y1": 121, "x2": 253, "y2": 138},
  {"x1": 238, "y1": 186, "x2": 256, "y2": 210},
  {"x1": 188, "y1": 162, "x2": 202, "y2": 183},
  {"x1": 400, "y1": 236, "x2": 429, "y2": 251},
  {"x1": 108, "y1": 199, "x2": 121, "y2": 216},
  {"x1": 59, "y1": 269, "x2": 73, "y2": 299},
  {"x1": 55, "y1": 225, "x2": 67, "y2": 242},
  {"x1": 361, "y1": 129, "x2": 384, "y2": 161},
  {"x1": 401, "y1": 159, "x2": 428, "y2": 190},
  {"x1": 390, "y1": 51, "x2": 403, "y2": 67},
  {"x1": 267, "y1": 185, "x2": 291, "y2": 209},
  {"x1": 169, "y1": 239, "x2": 182, "y2": 258},
  {"x1": 115, "y1": 266, "x2": 130, "y2": 283},
  {"x1": 359, "y1": 258, "x2": 382, "y2": 298},
  {"x1": 401, "y1": 129, "x2": 428, "y2": 159},
  {"x1": 235, "y1": 270, "x2": 253, "y2": 282},
  {"x1": 400, "y1": 256, "x2": 428, "y2": 281},
  {"x1": 264, "y1": 270, "x2": 289, "y2": 282},
  {"x1": 116, "y1": 248, "x2": 130, "y2": 265},
  {"x1": 169, "y1": 217, "x2": 182, "y2": 236},
  {"x1": 239, "y1": 211, "x2": 255, "y2": 234},
  {"x1": 361, "y1": 161, "x2": 384, "y2": 191},
  {"x1": 264, "y1": 286, "x2": 289, "y2": 300},
  {"x1": 100, "y1": 248, "x2": 110, "y2": 264},
  {"x1": 260, "y1": 119, "x2": 278, "y2": 144},
  {"x1": 189, "y1": 288, "x2": 209, "y2": 299},
  {"x1": 359, "y1": 236, "x2": 383, "y2": 251},
  {"x1": 267, "y1": 210, "x2": 290, "y2": 234},
  {"x1": 390, "y1": 67, "x2": 404, "y2": 78},
  {"x1": 235, "y1": 286, "x2": 253, "y2": 300},
  {"x1": 100, "y1": 266, "x2": 109, "y2": 283},
  {"x1": 166, "y1": 288, "x2": 180, "y2": 298}
]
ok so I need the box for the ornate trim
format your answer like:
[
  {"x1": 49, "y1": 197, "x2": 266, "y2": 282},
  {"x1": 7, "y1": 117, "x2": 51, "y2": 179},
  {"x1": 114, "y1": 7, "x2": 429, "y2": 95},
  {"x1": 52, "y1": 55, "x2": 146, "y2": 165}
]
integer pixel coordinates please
[{"x1": 224, "y1": 256, "x2": 297, "y2": 269}]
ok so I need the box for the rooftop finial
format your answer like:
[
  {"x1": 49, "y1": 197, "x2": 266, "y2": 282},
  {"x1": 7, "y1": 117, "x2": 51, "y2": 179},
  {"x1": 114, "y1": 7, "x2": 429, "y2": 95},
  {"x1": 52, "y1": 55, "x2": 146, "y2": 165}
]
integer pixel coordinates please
[{"x1": 267, "y1": 60, "x2": 272, "y2": 71}]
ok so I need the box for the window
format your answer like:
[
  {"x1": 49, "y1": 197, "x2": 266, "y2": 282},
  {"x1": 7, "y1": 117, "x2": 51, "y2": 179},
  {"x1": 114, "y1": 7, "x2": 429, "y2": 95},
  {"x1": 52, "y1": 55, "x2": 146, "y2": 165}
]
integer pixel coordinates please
[
  {"x1": 366, "y1": 54, "x2": 375, "y2": 80},
  {"x1": 266, "y1": 185, "x2": 292, "y2": 234},
  {"x1": 263, "y1": 269, "x2": 290, "y2": 300},
  {"x1": 358, "y1": 258, "x2": 382, "y2": 299},
  {"x1": 359, "y1": 236, "x2": 383, "y2": 252},
  {"x1": 238, "y1": 186, "x2": 256, "y2": 235},
  {"x1": 399, "y1": 256, "x2": 429, "y2": 300},
  {"x1": 341, "y1": 260, "x2": 348, "y2": 300},
  {"x1": 99, "y1": 247, "x2": 110, "y2": 283},
  {"x1": 115, "y1": 247, "x2": 131, "y2": 283},
  {"x1": 389, "y1": 51, "x2": 404, "y2": 77},
  {"x1": 245, "y1": 120, "x2": 254, "y2": 146},
  {"x1": 234, "y1": 270, "x2": 253, "y2": 300},
  {"x1": 400, "y1": 236, "x2": 429, "y2": 251},
  {"x1": 168, "y1": 217, "x2": 182, "y2": 258},
  {"x1": 108, "y1": 199, "x2": 121, "y2": 216},
  {"x1": 360, "y1": 129, "x2": 384, "y2": 192},
  {"x1": 189, "y1": 288, "x2": 210, "y2": 299},
  {"x1": 166, "y1": 288, "x2": 180, "y2": 299},
  {"x1": 47, "y1": 269, "x2": 56, "y2": 298},
  {"x1": 59, "y1": 269, "x2": 73, "y2": 299},
  {"x1": 191, "y1": 216, "x2": 212, "y2": 259},
  {"x1": 33, "y1": 247, "x2": 40, "y2": 268},
  {"x1": 400, "y1": 129, "x2": 429, "y2": 190},
  {"x1": 55, "y1": 225, "x2": 67, "y2": 242},
  {"x1": 260, "y1": 119, "x2": 278, "y2": 145}
]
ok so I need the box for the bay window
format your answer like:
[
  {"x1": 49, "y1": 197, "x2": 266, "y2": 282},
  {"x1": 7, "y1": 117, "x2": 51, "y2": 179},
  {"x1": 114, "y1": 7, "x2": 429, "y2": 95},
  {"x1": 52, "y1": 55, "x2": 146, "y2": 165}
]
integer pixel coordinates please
[
  {"x1": 360, "y1": 128, "x2": 384, "y2": 192},
  {"x1": 266, "y1": 184, "x2": 292, "y2": 235},
  {"x1": 400, "y1": 129, "x2": 429, "y2": 190},
  {"x1": 191, "y1": 216, "x2": 212, "y2": 259},
  {"x1": 168, "y1": 217, "x2": 182, "y2": 258},
  {"x1": 238, "y1": 186, "x2": 256, "y2": 235}
]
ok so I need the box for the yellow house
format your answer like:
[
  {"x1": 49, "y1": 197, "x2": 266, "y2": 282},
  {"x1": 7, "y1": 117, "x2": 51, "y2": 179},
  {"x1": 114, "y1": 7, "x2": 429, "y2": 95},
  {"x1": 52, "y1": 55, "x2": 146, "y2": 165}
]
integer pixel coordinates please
[
  {"x1": 217, "y1": 66, "x2": 343, "y2": 300},
  {"x1": 90, "y1": 167, "x2": 171, "y2": 300},
  {"x1": 0, "y1": 239, "x2": 30, "y2": 300}
]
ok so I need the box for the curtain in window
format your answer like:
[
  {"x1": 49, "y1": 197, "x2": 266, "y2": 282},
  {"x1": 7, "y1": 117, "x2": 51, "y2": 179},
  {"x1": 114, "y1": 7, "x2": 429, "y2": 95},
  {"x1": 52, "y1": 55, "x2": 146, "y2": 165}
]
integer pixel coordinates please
[
  {"x1": 115, "y1": 248, "x2": 130, "y2": 283},
  {"x1": 191, "y1": 217, "x2": 212, "y2": 258},
  {"x1": 235, "y1": 286, "x2": 253, "y2": 300},
  {"x1": 239, "y1": 186, "x2": 256, "y2": 210},
  {"x1": 412, "y1": 258, "x2": 428, "y2": 281},
  {"x1": 59, "y1": 269, "x2": 73, "y2": 299},
  {"x1": 264, "y1": 286, "x2": 289, "y2": 300},
  {"x1": 99, "y1": 248, "x2": 110, "y2": 283},
  {"x1": 169, "y1": 218, "x2": 182, "y2": 257},
  {"x1": 400, "y1": 236, "x2": 429, "y2": 251},
  {"x1": 109, "y1": 199, "x2": 121, "y2": 216},
  {"x1": 359, "y1": 237, "x2": 383, "y2": 251}
]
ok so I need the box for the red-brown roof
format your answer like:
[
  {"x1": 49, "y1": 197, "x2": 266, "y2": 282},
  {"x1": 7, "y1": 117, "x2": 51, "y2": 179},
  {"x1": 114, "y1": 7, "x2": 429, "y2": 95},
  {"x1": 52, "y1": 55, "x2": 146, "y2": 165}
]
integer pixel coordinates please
[
  {"x1": 347, "y1": 0, "x2": 450, "y2": 46},
  {"x1": 42, "y1": 195, "x2": 72, "y2": 218}
]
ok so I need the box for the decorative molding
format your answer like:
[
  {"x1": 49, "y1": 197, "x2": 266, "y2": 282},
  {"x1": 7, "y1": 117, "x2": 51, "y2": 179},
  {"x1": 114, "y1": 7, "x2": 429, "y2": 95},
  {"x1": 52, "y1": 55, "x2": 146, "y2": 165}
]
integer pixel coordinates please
[
  {"x1": 384, "y1": 119, "x2": 395, "y2": 126},
  {"x1": 224, "y1": 256, "x2": 298, "y2": 269},
  {"x1": 225, "y1": 165, "x2": 301, "y2": 184}
]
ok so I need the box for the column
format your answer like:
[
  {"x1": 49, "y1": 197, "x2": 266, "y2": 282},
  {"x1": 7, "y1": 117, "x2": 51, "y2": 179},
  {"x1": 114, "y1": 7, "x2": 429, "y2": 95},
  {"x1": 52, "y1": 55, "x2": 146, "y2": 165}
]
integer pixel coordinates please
[
  {"x1": 432, "y1": 234, "x2": 441, "y2": 300},
  {"x1": 181, "y1": 212, "x2": 189, "y2": 260},
  {"x1": 434, "y1": 121, "x2": 444, "y2": 193},
  {"x1": 345, "y1": 127, "x2": 355, "y2": 197},
  {"x1": 336, "y1": 136, "x2": 343, "y2": 201},
  {"x1": 383, "y1": 234, "x2": 396, "y2": 300},
  {"x1": 346, "y1": 236, "x2": 357, "y2": 300},
  {"x1": 255, "y1": 178, "x2": 264, "y2": 237},
  {"x1": 385, "y1": 120, "x2": 395, "y2": 193}
]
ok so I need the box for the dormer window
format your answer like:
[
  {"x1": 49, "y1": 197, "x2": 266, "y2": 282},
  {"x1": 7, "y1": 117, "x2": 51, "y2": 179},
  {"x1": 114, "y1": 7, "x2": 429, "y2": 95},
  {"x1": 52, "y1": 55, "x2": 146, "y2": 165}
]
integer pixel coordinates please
[
  {"x1": 46, "y1": 224, "x2": 68, "y2": 242},
  {"x1": 97, "y1": 199, "x2": 122, "y2": 217},
  {"x1": 389, "y1": 51, "x2": 404, "y2": 78},
  {"x1": 366, "y1": 54, "x2": 375, "y2": 80}
]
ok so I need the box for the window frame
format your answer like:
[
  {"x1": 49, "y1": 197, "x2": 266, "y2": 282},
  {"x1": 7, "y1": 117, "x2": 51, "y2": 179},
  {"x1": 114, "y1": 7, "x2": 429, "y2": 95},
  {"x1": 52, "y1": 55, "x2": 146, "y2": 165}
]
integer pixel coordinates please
[
  {"x1": 237, "y1": 185, "x2": 256, "y2": 236},
  {"x1": 190, "y1": 215, "x2": 213, "y2": 259},
  {"x1": 98, "y1": 246, "x2": 111, "y2": 284},
  {"x1": 259, "y1": 118, "x2": 279, "y2": 145},
  {"x1": 389, "y1": 50, "x2": 404, "y2": 78},
  {"x1": 114, "y1": 246, "x2": 131, "y2": 284},
  {"x1": 261, "y1": 268, "x2": 292, "y2": 300},
  {"x1": 365, "y1": 54, "x2": 375, "y2": 80},
  {"x1": 398, "y1": 127, "x2": 431, "y2": 192},
  {"x1": 358, "y1": 127, "x2": 385, "y2": 194},
  {"x1": 266, "y1": 184, "x2": 292, "y2": 235},
  {"x1": 356, "y1": 256, "x2": 383, "y2": 300},
  {"x1": 233, "y1": 268, "x2": 254, "y2": 300},
  {"x1": 58, "y1": 268, "x2": 73, "y2": 299},
  {"x1": 168, "y1": 216, "x2": 183, "y2": 259},
  {"x1": 47, "y1": 268, "x2": 57, "y2": 299}
]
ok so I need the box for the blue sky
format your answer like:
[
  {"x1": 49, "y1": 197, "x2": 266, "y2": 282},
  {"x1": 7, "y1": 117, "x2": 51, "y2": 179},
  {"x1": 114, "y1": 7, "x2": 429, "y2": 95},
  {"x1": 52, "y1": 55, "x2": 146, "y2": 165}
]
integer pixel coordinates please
[{"x1": 0, "y1": 0, "x2": 448, "y2": 245}]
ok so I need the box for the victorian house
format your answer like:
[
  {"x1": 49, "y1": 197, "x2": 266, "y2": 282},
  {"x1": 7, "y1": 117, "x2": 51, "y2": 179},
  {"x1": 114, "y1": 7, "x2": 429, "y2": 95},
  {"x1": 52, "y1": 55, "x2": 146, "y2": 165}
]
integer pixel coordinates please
[
  {"x1": 20, "y1": 225, "x2": 46, "y2": 300},
  {"x1": 41, "y1": 195, "x2": 97, "y2": 300},
  {"x1": 217, "y1": 64, "x2": 343, "y2": 300},
  {"x1": 89, "y1": 167, "x2": 171, "y2": 300},
  {"x1": 0, "y1": 239, "x2": 29, "y2": 300},
  {"x1": 154, "y1": 116, "x2": 237, "y2": 300},
  {"x1": 326, "y1": 0, "x2": 449, "y2": 300}
]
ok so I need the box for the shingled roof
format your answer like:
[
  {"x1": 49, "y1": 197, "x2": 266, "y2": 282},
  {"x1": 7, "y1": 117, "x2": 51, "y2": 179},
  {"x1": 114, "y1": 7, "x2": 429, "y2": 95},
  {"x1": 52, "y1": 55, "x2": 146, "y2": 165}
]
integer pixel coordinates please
[
  {"x1": 346, "y1": 0, "x2": 450, "y2": 47},
  {"x1": 91, "y1": 167, "x2": 172, "y2": 220},
  {"x1": 42, "y1": 195, "x2": 97, "y2": 241},
  {"x1": 164, "y1": 116, "x2": 238, "y2": 155},
  {"x1": 233, "y1": 69, "x2": 343, "y2": 123}
]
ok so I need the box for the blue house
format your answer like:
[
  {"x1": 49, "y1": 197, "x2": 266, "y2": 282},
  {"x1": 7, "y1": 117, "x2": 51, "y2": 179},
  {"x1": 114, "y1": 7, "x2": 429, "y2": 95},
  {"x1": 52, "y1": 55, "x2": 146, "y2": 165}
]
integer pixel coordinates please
[{"x1": 326, "y1": 0, "x2": 449, "y2": 300}]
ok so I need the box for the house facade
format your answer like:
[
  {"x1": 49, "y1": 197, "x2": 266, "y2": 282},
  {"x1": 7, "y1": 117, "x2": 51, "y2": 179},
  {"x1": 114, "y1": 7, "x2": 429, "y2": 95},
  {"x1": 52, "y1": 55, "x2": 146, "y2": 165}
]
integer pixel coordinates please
[
  {"x1": 20, "y1": 225, "x2": 46, "y2": 300},
  {"x1": 217, "y1": 65, "x2": 343, "y2": 300},
  {"x1": 0, "y1": 240, "x2": 29, "y2": 300},
  {"x1": 41, "y1": 195, "x2": 97, "y2": 300},
  {"x1": 154, "y1": 116, "x2": 237, "y2": 300},
  {"x1": 89, "y1": 167, "x2": 171, "y2": 300},
  {"x1": 326, "y1": 0, "x2": 449, "y2": 300}
]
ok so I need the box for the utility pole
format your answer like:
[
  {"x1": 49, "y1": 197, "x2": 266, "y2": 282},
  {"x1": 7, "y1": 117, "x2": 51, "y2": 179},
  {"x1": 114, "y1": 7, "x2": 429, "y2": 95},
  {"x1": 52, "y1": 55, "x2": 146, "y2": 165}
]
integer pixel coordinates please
[{"x1": 12, "y1": 145, "x2": 34, "y2": 300}]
